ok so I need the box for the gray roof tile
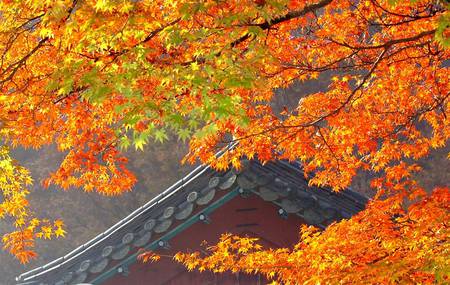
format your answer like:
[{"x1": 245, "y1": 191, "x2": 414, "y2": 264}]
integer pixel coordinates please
[{"x1": 17, "y1": 158, "x2": 368, "y2": 285}]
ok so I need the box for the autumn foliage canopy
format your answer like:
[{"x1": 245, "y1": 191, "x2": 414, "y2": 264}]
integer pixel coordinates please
[{"x1": 0, "y1": 0, "x2": 448, "y2": 283}]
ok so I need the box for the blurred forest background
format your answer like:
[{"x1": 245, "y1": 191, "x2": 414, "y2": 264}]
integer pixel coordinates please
[{"x1": 1, "y1": 81, "x2": 448, "y2": 285}]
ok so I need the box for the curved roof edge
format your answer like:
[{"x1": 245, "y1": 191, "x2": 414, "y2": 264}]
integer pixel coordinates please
[{"x1": 17, "y1": 147, "x2": 368, "y2": 285}]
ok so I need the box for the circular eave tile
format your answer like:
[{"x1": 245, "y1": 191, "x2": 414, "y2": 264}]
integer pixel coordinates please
[
  {"x1": 186, "y1": 191, "x2": 198, "y2": 203},
  {"x1": 79, "y1": 260, "x2": 91, "y2": 272},
  {"x1": 133, "y1": 231, "x2": 152, "y2": 247},
  {"x1": 208, "y1": 176, "x2": 221, "y2": 189},
  {"x1": 251, "y1": 171, "x2": 273, "y2": 186},
  {"x1": 154, "y1": 219, "x2": 172, "y2": 233},
  {"x1": 219, "y1": 174, "x2": 237, "y2": 190},
  {"x1": 196, "y1": 189, "x2": 216, "y2": 205},
  {"x1": 281, "y1": 199, "x2": 302, "y2": 213},
  {"x1": 236, "y1": 174, "x2": 257, "y2": 190},
  {"x1": 175, "y1": 203, "x2": 194, "y2": 220},
  {"x1": 122, "y1": 232, "x2": 134, "y2": 244},
  {"x1": 258, "y1": 187, "x2": 279, "y2": 202},
  {"x1": 102, "y1": 245, "x2": 114, "y2": 258},
  {"x1": 90, "y1": 258, "x2": 109, "y2": 273},
  {"x1": 143, "y1": 219, "x2": 156, "y2": 231},
  {"x1": 112, "y1": 245, "x2": 130, "y2": 260},
  {"x1": 162, "y1": 206, "x2": 175, "y2": 219}
]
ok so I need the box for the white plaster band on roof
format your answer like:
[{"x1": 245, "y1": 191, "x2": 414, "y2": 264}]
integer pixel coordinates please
[
  {"x1": 20, "y1": 162, "x2": 211, "y2": 282},
  {"x1": 19, "y1": 141, "x2": 238, "y2": 281}
]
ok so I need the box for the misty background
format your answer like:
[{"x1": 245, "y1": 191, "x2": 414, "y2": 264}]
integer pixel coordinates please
[{"x1": 0, "y1": 81, "x2": 448, "y2": 284}]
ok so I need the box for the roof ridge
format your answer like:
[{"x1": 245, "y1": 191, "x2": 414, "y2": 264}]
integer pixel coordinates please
[
  {"x1": 17, "y1": 144, "x2": 239, "y2": 283},
  {"x1": 16, "y1": 144, "x2": 369, "y2": 284}
]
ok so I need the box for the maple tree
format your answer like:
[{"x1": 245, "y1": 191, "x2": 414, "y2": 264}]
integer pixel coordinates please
[
  {"x1": 0, "y1": 146, "x2": 65, "y2": 263},
  {"x1": 0, "y1": 0, "x2": 448, "y2": 282},
  {"x1": 172, "y1": 188, "x2": 449, "y2": 284}
]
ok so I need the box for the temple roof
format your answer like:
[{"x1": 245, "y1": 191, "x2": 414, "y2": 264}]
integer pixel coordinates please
[{"x1": 17, "y1": 158, "x2": 367, "y2": 285}]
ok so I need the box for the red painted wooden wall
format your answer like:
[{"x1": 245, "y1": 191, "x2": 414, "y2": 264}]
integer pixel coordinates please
[{"x1": 106, "y1": 195, "x2": 305, "y2": 285}]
